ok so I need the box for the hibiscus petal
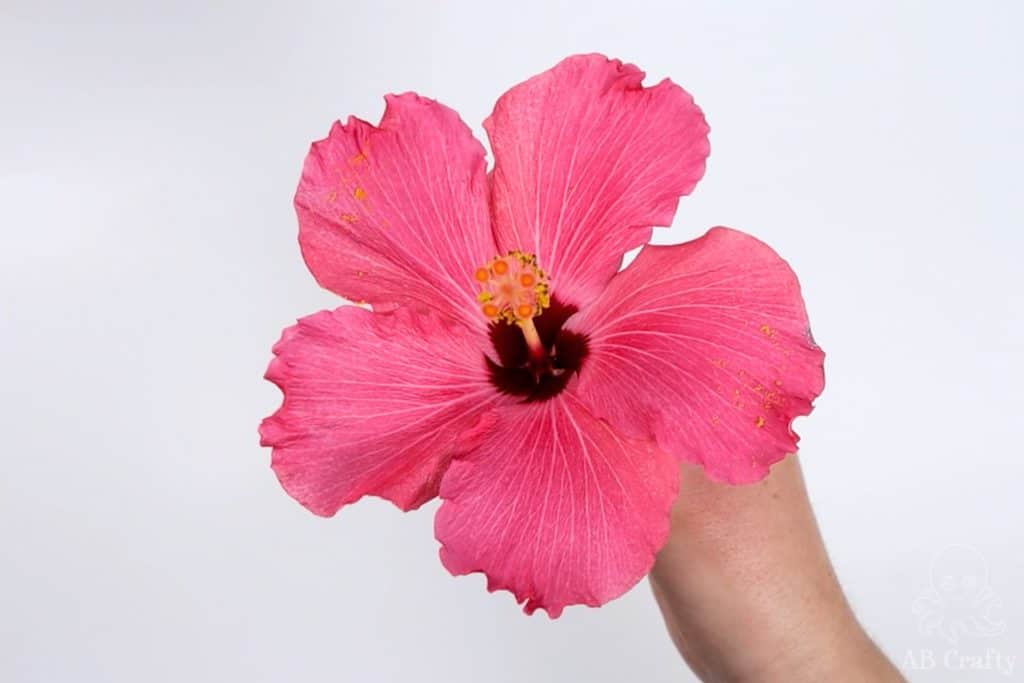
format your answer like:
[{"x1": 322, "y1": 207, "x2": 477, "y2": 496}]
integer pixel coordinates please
[
  {"x1": 435, "y1": 393, "x2": 678, "y2": 617},
  {"x1": 295, "y1": 94, "x2": 495, "y2": 328},
  {"x1": 260, "y1": 306, "x2": 497, "y2": 516},
  {"x1": 485, "y1": 54, "x2": 710, "y2": 308},
  {"x1": 568, "y1": 227, "x2": 825, "y2": 484}
]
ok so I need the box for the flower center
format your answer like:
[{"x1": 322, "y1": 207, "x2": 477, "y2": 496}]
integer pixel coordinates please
[
  {"x1": 475, "y1": 253, "x2": 588, "y2": 402},
  {"x1": 475, "y1": 251, "x2": 551, "y2": 363}
]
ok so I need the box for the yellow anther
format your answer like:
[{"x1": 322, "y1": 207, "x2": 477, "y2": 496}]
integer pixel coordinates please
[{"x1": 473, "y1": 251, "x2": 550, "y2": 325}]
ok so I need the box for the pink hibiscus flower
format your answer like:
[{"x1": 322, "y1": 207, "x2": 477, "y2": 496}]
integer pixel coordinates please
[{"x1": 260, "y1": 54, "x2": 825, "y2": 617}]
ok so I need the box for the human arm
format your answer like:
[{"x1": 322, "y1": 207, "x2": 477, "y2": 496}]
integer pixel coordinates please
[{"x1": 649, "y1": 456, "x2": 904, "y2": 682}]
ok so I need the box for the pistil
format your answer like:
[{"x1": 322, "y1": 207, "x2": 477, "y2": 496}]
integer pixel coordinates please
[
  {"x1": 474, "y1": 251, "x2": 551, "y2": 336},
  {"x1": 518, "y1": 316, "x2": 547, "y2": 363}
]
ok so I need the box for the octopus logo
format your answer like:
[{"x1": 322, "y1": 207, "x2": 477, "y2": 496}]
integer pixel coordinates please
[{"x1": 912, "y1": 545, "x2": 1007, "y2": 644}]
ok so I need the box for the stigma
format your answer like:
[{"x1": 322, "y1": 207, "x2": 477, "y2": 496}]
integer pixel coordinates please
[{"x1": 474, "y1": 251, "x2": 551, "y2": 323}]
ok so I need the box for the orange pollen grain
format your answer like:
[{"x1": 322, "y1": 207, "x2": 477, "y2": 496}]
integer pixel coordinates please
[
  {"x1": 515, "y1": 304, "x2": 534, "y2": 319},
  {"x1": 474, "y1": 268, "x2": 489, "y2": 282},
  {"x1": 519, "y1": 273, "x2": 535, "y2": 287},
  {"x1": 482, "y1": 303, "x2": 500, "y2": 318},
  {"x1": 492, "y1": 260, "x2": 508, "y2": 275}
]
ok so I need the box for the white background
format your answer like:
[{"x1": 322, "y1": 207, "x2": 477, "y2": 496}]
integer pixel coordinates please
[{"x1": 2, "y1": 1, "x2": 1021, "y2": 681}]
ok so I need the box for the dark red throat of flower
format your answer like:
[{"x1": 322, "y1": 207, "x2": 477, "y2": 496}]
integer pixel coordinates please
[
  {"x1": 485, "y1": 296, "x2": 589, "y2": 402},
  {"x1": 474, "y1": 252, "x2": 588, "y2": 402}
]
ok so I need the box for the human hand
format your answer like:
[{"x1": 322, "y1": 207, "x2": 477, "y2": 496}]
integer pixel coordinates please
[{"x1": 650, "y1": 456, "x2": 904, "y2": 682}]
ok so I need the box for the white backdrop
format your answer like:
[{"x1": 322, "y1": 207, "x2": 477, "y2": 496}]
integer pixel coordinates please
[{"x1": 2, "y1": 2, "x2": 1021, "y2": 681}]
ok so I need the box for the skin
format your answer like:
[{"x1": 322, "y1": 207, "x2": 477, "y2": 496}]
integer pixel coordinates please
[{"x1": 649, "y1": 456, "x2": 905, "y2": 682}]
